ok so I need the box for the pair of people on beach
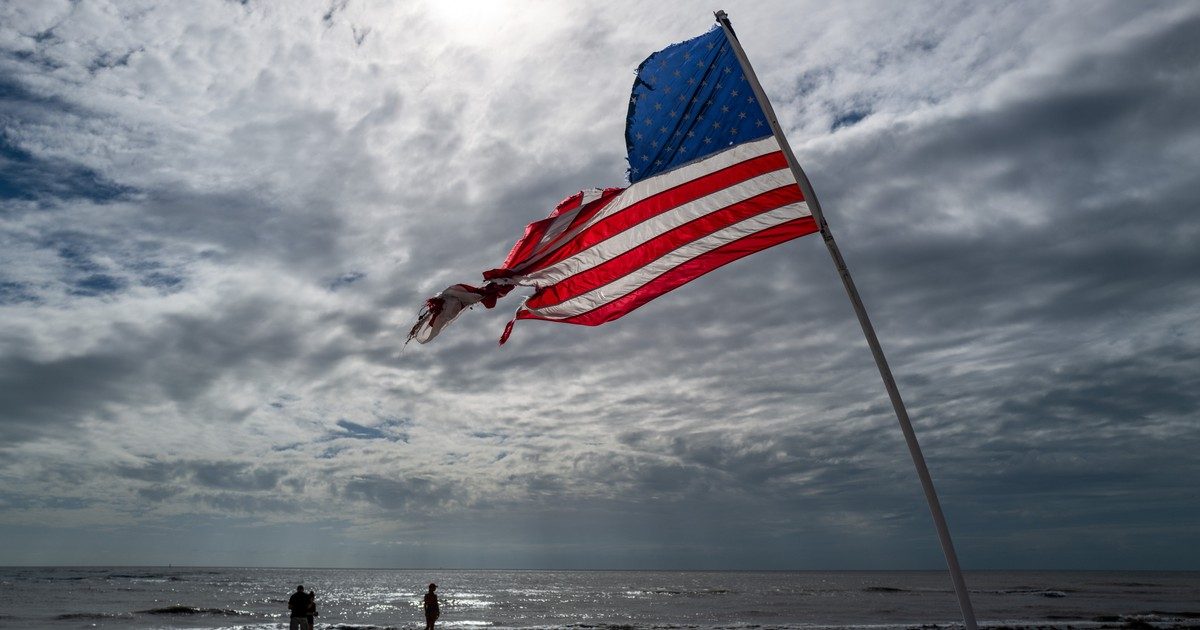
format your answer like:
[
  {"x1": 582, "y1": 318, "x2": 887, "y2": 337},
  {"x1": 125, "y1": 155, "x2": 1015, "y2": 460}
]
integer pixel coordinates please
[{"x1": 287, "y1": 584, "x2": 318, "y2": 630}]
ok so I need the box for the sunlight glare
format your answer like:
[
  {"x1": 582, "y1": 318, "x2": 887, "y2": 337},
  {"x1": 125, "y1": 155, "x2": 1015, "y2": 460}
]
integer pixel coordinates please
[{"x1": 424, "y1": 0, "x2": 514, "y2": 44}]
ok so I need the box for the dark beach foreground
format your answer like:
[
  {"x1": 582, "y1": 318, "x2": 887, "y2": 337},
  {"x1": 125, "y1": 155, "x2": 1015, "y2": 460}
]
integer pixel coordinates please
[{"x1": 1, "y1": 567, "x2": 1197, "y2": 630}]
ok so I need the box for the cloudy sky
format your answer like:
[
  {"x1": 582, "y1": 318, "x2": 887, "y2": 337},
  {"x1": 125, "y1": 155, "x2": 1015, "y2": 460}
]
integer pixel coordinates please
[{"x1": 2, "y1": 0, "x2": 1198, "y2": 571}]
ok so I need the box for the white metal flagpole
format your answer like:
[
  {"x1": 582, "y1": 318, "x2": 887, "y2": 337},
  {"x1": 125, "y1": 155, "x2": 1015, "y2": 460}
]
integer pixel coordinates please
[{"x1": 713, "y1": 10, "x2": 979, "y2": 630}]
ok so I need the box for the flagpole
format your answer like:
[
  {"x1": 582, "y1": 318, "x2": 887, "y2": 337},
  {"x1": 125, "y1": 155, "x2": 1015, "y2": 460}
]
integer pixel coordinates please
[{"x1": 714, "y1": 11, "x2": 979, "y2": 630}]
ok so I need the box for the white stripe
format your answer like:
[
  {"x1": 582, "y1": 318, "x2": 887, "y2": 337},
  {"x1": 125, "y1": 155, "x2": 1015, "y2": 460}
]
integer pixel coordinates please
[
  {"x1": 524, "y1": 201, "x2": 810, "y2": 319},
  {"x1": 520, "y1": 167, "x2": 802, "y2": 286},
  {"x1": 513, "y1": 136, "x2": 785, "y2": 273}
]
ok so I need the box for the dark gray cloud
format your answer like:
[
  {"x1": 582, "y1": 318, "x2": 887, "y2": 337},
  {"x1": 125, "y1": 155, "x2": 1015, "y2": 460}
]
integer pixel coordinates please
[
  {"x1": 341, "y1": 475, "x2": 457, "y2": 512},
  {"x1": 116, "y1": 460, "x2": 287, "y2": 492},
  {"x1": 0, "y1": 352, "x2": 141, "y2": 443},
  {"x1": 198, "y1": 492, "x2": 295, "y2": 513},
  {"x1": 191, "y1": 462, "x2": 284, "y2": 492},
  {"x1": 0, "y1": 293, "x2": 316, "y2": 445}
]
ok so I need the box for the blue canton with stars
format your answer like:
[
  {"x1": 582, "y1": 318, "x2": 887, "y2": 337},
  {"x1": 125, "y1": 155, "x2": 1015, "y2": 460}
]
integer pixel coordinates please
[{"x1": 625, "y1": 27, "x2": 771, "y2": 184}]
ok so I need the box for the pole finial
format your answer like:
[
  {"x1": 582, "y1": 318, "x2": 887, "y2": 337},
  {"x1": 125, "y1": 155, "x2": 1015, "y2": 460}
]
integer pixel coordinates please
[{"x1": 713, "y1": 10, "x2": 734, "y2": 36}]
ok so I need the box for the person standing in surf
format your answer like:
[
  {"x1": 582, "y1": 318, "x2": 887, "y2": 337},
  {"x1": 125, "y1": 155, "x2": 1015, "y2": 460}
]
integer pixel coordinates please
[
  {"x1": 423, "y1": 583, "x2": 440, "y2": 630},
  {"x1": 287, "y1": 584, "x2": 312, "y2": 630}
]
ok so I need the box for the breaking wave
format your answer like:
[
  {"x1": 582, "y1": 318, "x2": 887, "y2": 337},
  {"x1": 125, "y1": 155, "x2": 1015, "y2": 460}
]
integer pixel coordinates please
[{"x1": 139, "y1": 604, "x2": 252, "y2": 615}]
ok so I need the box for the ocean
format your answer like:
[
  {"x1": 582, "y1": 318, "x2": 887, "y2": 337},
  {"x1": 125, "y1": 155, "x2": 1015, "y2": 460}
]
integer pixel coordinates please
[{"x1": 0, "y1": 567, "x2": 1196, "y2": 630}]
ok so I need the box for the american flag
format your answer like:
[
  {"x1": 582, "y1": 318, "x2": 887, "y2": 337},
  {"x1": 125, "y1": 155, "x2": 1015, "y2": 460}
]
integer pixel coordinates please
[{"x1": 410, "y1": 26, "x2": 817, "y2": 345}]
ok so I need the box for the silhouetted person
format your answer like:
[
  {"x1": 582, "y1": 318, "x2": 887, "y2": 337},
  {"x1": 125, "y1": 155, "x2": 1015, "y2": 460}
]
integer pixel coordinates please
[
  {"x1": 307, "y1": 588, "x2": 319, "y2": 629},
  {"x1": 424, "y1": 583, "x2": 440, "y2": 630},
  {"x1": 287, "y1": 584, "x2": 312, "y2": 630}
]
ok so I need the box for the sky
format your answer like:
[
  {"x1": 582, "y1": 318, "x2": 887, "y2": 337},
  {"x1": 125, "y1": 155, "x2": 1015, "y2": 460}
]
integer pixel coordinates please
[{"x1": 1, "y1": 0, "x2": 1198, "y2": 571}]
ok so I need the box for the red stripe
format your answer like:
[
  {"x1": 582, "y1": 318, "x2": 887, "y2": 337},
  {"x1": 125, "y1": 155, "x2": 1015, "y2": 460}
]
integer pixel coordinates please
[
  {"x1": 487, "y1": 189, "x2": 624, "y2": 280},
  {"x1": 492, "y1": 216, "x2": 556, "y2": 278},
  {"x1": 518, "y1": 216, "x2": 818, "y2": 326},
  {"x1": 491, "y1": 192, "x2": 585, "y2": 276},
  {"x1": 515, "y1": 151, "x2": 791, "y2": 275},
  {"x1": 527, "y1": 188, "x2": 624, "y2": 265},
  {"x1": 548, "y1": 189, "x2": 586, "y2": 218},
  {"x1": 526, "y1": 185, "x2": 804, "y2": 309}
]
